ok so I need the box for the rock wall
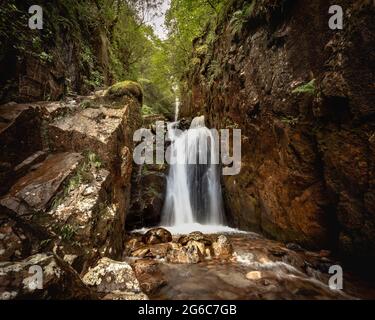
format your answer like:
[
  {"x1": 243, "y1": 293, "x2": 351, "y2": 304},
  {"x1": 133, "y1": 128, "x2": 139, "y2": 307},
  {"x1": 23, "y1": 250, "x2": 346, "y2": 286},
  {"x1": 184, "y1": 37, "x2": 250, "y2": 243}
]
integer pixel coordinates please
[
  {"x1": 0, "y1": 83, "x2": 142, "y2": 297},
  {"x1": 0, "y1": 1, "x2": 113, "y2": 104},
  {"x1": 181, "y1": 0, "x2": 375, "y2": 269}
]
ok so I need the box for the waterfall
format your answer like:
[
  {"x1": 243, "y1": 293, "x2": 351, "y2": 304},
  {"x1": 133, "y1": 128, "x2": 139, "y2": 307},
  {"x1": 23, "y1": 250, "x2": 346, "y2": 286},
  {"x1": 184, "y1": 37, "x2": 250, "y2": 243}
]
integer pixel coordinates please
[
  {"x1": 161, "y1": 115, "x2": 225, "y2": 229},
  {"x1": 174, "y1": 96, "x2": 180, "y2": 121}
]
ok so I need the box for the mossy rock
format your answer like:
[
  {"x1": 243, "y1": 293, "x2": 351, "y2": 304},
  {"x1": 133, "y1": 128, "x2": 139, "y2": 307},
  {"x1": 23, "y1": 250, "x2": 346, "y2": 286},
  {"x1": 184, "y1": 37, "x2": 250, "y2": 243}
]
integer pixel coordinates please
[{"x1": 106, "y1": 81, "x2": 143, "y2": 104}]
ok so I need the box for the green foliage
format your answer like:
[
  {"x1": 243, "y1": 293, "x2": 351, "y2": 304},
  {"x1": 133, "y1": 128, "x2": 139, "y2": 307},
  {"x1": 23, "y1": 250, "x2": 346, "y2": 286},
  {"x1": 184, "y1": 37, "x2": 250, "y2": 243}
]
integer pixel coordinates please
[
  {"x1": 141, "y1": 105, "x2": 156, "y2": 116},
  {"x1": 165, "y1": 0, "x2": 226, "y2": 80},
  {"x1": 86, "y1": 151, "x2": 102, "y2": 169},
  {"x1": 60, "y1": 224, "x2": 77, "y2": 242},
  {"x1": 208, "y1": 60, "x2": 222, "y2": 85},
  {"x1": 230, "y1": 1, "x2": 255, "y2": 35},
  {"x1": 292, "y1": 79, "x2": 316, "y2": 95}
]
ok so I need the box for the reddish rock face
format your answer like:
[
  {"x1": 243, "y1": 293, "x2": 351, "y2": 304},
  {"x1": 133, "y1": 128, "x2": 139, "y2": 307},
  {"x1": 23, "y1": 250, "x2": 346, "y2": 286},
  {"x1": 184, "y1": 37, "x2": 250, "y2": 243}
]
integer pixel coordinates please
[{"x1": 181, "y1": 0, "x2": 375, "y2": 267}]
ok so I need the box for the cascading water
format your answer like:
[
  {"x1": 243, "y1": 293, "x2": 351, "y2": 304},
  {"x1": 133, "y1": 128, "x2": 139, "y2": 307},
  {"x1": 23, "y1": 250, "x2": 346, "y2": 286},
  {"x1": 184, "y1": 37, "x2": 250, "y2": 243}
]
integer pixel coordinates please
[{"x1": 161, "y1": 115, "x2": 226, "y2": 232}]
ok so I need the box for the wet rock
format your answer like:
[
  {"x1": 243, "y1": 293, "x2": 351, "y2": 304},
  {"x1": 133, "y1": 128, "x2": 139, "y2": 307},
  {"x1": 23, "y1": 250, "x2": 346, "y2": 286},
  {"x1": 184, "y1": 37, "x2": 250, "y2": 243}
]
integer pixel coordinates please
[
  {"x1": 132, "y1": 259, "x2": 167, "y2": 295},
  {"x1": 186, "y1": 240, "x2": 206, "y2": 256},
  {"x1": 142, "y1": 228, "x2": 172, "y2": 245},
  {"x1": 82, "y1": 258, "x2": 144, "y2": 299},
  {"x1": 0, "y1": 253, "x2": 95, "y2": 300},
  {"x1": 178, "y1": 231, "x2": 212, "y2": 246},
  {"x1": 166, "y1": 243, "x2": 203, "y2": 264},
  {"x1": 212, "y1": 235, "x2": 233, "y2": 258}
]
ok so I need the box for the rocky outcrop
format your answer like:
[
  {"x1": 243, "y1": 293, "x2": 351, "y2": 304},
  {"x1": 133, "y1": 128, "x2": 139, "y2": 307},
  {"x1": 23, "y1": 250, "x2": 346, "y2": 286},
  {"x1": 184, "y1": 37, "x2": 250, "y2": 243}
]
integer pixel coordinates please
[
  {"x1": 0, "y1": 253, "x2": 95, "y2": 300},
  {"x1": 181, "y1": 0, "x2": 375, "y2": 270},
  {"x1": 0, "y1": 82, "x2": 142, "y2": 298}
]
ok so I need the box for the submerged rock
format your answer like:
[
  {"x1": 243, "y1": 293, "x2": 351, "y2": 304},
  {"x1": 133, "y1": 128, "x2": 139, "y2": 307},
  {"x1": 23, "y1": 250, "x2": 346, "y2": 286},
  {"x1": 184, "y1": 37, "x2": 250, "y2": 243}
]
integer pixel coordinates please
[
  {"x1": 178, "y1": 231, "x2": 212, "y2": 246},
  {"x1": 142, "y1": 228, "x2": 172, "y2": 245}
]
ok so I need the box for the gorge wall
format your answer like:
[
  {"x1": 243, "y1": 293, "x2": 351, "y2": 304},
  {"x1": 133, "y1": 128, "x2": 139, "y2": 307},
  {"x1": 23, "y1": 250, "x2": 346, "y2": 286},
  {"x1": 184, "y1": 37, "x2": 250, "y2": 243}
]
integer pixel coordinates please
[
  {"x1": 181, "y1": 0, "x2": 375, "y2": 270},
  {"x1": 0, "y1": 82, "x2": 142, "y2": 298}
]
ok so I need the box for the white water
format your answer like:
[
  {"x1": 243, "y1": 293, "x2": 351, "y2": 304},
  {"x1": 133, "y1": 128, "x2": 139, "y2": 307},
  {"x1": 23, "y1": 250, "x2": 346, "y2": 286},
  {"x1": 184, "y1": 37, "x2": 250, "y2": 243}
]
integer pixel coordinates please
[
  {"x1": 161, "y1": 116, "x2": 226, "y2": 229},
  {"x1": 174, "y1": 96, "x2": 180, "y2": 121},
  {"x1": 134, "y1": 224, "x2": 247, "y2": 235}
]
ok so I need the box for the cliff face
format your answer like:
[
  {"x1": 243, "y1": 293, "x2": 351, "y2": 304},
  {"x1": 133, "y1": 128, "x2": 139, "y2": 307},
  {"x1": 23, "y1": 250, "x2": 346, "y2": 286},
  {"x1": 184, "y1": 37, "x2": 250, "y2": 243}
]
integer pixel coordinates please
[
  {"x1": 0, "y1": 83, "x2": 142, "y2": 295},
  {"x1": 181, "y1": 0, "x2": 375, "y2": 267},
  {"x1": 0, "y1": 1, "x2": 115, "y2": 104}
]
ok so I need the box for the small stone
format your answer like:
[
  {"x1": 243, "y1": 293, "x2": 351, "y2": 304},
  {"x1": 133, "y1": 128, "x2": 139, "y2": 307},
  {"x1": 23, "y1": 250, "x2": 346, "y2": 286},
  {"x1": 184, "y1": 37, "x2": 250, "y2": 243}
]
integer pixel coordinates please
[{"x1": 246, "y1": 271, "x2": 262, "y2": 280}]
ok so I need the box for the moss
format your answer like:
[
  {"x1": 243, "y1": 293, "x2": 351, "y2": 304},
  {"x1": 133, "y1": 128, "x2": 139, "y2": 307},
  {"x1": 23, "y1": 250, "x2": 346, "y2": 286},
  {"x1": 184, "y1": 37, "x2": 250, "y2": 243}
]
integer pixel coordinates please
[
  {"x1": 292, "y1": 79, "x2": 316, "y2": 95},
  {"x1": 106, "y1": 80, "x2": 143, "y2": 104}
]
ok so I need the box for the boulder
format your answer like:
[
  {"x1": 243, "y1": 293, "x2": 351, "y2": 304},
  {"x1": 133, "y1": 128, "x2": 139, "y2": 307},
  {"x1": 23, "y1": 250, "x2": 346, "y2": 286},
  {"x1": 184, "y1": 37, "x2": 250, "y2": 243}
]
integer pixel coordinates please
[
  {"x1": 82, "y1": 257, "x2": 146, "y2": 299},
  {"x1": 212, "y1": 235, "x2": 233, "y2": 258},
  {"x1": 0, "y1": 253, "x2": 95, "y2": 300},
  {"x1": 178, "y1": 231, "x2": 212, "y2": 246},
  {"x1": 142, "y1": 228, "x2": 172, "y2": 245},
  {"x1": 166, "y1": 243, "x2": 203, "y2": 264}
]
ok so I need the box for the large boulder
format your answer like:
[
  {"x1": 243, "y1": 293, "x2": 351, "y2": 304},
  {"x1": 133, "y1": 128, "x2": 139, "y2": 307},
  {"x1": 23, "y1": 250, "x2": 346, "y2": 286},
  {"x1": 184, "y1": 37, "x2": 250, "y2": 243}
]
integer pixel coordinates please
[{"x1": 0, "y1": 254, "x2": 95, "y2": 300}]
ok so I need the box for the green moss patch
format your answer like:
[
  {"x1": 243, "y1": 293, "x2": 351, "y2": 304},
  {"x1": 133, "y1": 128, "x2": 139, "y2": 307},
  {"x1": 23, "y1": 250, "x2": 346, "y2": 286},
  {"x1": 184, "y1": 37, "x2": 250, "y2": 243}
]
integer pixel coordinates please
[{"x1": 106, "y1": 81, "x2": 143, "y2": 104}]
